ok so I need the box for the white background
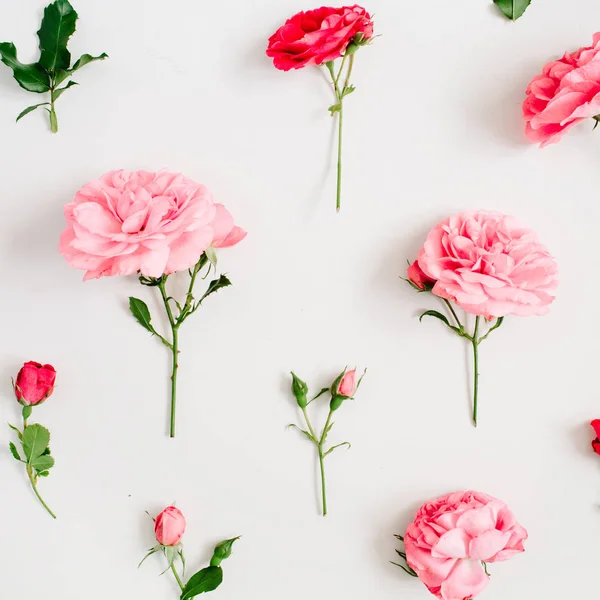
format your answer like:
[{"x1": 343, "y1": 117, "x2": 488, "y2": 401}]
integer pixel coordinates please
[{"x1": 0, "y1": 0, "x2": 598, "y2": 598}]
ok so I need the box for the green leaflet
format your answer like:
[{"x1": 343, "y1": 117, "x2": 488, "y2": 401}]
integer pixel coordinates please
[
  {"x1": 129, "y1": 297, "x2": 155, "y2": 334},
  {"x1": 53, "y1": 80, "x2": 78, "y2": 101},
  {"x1": 22, "y1": 424, "x2": 51, "y2": 462},
  {"x1": 31, "y1": 455, "x2": 55, "y2": 472},
  {"x1": 198, "y1": 275, "x2": 232, "y2": 305},
  {"x1": 0, "y1": 43, "x2": 50, "y2": 92},
  {"x1": 71, "y1": 52, "x2": 108, "y2": 72},
  {"x1": 37, "y1": 0, "x2": 78, "y2": 72},
  {"x1": 209, "y1": 537, "x2": 240, "y2": 567},
  {"x1": 8, "y1": 442, "x2": 22, "y2": 461},
  {"x1": 493, "y1": 0, "x2": 532, "y2": 20},
  {"x1": 180, "y1": 566, "x2": 223, "y2": 600}
]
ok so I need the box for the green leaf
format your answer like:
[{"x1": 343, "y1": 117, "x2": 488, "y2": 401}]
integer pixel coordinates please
[
  {"x1": 287, "y1": 424, "x2": 316, "y2": 443},
  {"x1": 38, "y1": 470, "x2": 50, "y2": 477},
  {"x1": 8, "y1": 424, "x2": 23, "y2": 441},
  {"x1": 53, "y1": 80, "x2": 78, "y2": 100},
  {"x1": 323, "y1": 441, "x2": 351, "y2": 457},
  {"x1": 71, "y1": 52, "x2": 108, "y2": 72},
  {"x1": 328, "y1": 104, "x2": 341, "y2": 115},
  {"x1": 129, "y1": 297, "x2": 154, "y2": 334},
  {"x1": 8, "y1": 442, "x2": 22, "y2": 461},
  {"x1": 493, "y1": 0, "x2": 532, "y2": 20},
  {"x1": 22, "y1": 405, "x2": 33, "y2": 420},
  {"x1": 37, "y1": 0, "x2": 78, "y2": 72},
  {"x1": 342, "y1": 85, "x2": 355, "y2": 98},
  {"x1": 0, "y1": 42, "x2": 50, "y2": 92},
  {"x1": 180, "y1": 566, "x2": 223, "y2": 600},
  {"x1": 16, "y1": 102, "x2": 51, "y2": 122},
  {"x1": 419, "y1": 310, "x2": 450, "y2": 327},
  {"x1": 31, "y1": 454, "x2": 55, "y2": 472},
  {"x1": 22, "y1": 424, "x2": 50, "y2": 462},
  {"x1": 138, "y1": 546, "x2": 160, "y2": 568},
  {"x1": 197, "y1": 275, "x2": 232, "y2": 306}
]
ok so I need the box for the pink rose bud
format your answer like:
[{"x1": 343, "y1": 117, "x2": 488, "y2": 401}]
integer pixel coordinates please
[
  {"x1": 14, "y1": 361, "x2": 56, "y2": 406},
  {"x1": 338, "y1": 369, "x2": 357, "y2": 398},
  {"x1": 154, "y1": 506, "x2": 186, "y2": 547},
  {"x1": 407, "y1": 261, "x2": 435, "y2": 291}
]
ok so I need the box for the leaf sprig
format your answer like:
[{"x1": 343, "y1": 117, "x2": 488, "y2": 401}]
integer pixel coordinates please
[
  {"x1": 493, "y1": 0, "x2": 532, "y2": 21},
  {"x1": 0, "y1": 0, "x2": 107, "y2": 132}
]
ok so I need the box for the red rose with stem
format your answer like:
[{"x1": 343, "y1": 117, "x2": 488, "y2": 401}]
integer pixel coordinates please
[{"x1": 267, "y1": 5, "x2": 375, "y2": 211}]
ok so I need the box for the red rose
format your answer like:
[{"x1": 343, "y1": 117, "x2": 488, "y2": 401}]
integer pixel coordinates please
[
  {"x1": 591, "y1": 420, "x2": 600, "y2": 455},
  {"x1": 14, "y1": 361, "x2": 56, "y2": 406},
  {"x1": 266, "y1": 5, "x2": 373, "y2": 71},
  {"x1": 407, "y1": 260, "x2": 435, "y2": 291}
]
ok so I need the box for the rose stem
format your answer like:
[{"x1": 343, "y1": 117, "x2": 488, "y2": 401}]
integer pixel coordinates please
[
  {"x1": 26, "y1": 465, "x2": 57, "y2": 519},
  {"x1": 170, "y1": 563, "x2": 184, "y2": 591},
  {"x1": 301, "y1": 407, "x2": 329, "y2": 516},
  {"x1": 159, "y1": 278, "x2": 179, "y2": 438},
  {"x1": 471, "y1": 316, "x2": 480, "y2": 427},
  {"x1": 318, "y1": 410, "x2": 334, "y2": 516},
  {"x1": 49, "y1": 76, "x2": 58, "y2": 133}
]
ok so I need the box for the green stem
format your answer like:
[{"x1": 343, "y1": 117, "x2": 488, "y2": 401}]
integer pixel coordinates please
[
  {"x1": 471, "y1": 316, "x2": 480, "y2": 427},
  {"x1": 26, "y1": 464, "x2": 56, "y2": 519},
  {"x1": 49, "y1": 85, "x2": 58, "y2": 133},
  {"x1": 443, "y1": 299, "x2": 463, "y2": 330},
  {"x1": 318, "y1": 410, "x2": 334, "y2": 516},
  {"x1": 335, "y1": 99, "x2": 344, "y2": 213},
  {"x1": 170, "y1": 563, "x2": 184, "y2": 592},
  {"x1": 159, "y1": 278, "x2": 180, "y2": 438}
]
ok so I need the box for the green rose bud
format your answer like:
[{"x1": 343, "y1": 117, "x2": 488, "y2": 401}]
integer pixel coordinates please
[
  {"x1": 210, "y1": 536, "x2": 240, "y2": 567},
  {"x1": 291, "y1": 372, "x2": 308, "y2": 408},
  {"x1": 330, "y1": 395, "x2": 345, "y2": 412}
]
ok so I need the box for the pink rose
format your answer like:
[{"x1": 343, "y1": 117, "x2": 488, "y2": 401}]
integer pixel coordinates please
[
  {"x1": 407, "y1": 260, "x2": 435, "y2": 290},
  {"x1": 266, "y1": 5, "x2": 374, "y2": 71},
  {"x1": 416, "y1": 211, "x2": 558, "y2": 319},
  {"x1": 338, "y1": 369, "x2": 356, "y2": 397},
  {"x1": 59, "y1": 170, "x2": 246, "y2": 281},
  {"x1": 14, "y1": 361, "x2": 56, "y2": 406},
  {"x1": 524, "y1": 32, "x2": 600, "y2": 146},
  {"x1": 405, "y1": 491, "x2": 527, "y2": 600},
  {"x1": 154, "y1": 506, "x2": 186, "y2": 547}
]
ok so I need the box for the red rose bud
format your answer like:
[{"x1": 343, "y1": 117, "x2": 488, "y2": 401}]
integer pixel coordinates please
[
  {"x1": 591, "y1": 420, "x2": 600, "y2": 456},
  {"x1": 330, "y1": 368, "x2": 362, "y2": 411},
  {"x1": 154, "y1": 506, "x2": 186, "y2": 547},
  {"x1": 407, "y1": 260, "x2": 435, "y2": 291},
  {"x1": 14, "y1": 361, "x2": 56, "y2": 406},
  {"x1": 291, "y1": 372, "x2": 309, "y2": 408}
]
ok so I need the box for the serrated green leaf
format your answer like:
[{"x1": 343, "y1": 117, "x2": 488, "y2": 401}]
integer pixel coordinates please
[
  {"x1": 129, "y1": 297, "x2": 154, "y2": 334},
  {"x1": 17, "y1": 102, "x2": 50, "y2": 123},
  {"x1": 71, "y1": 52, "x2": 108, "y2": 72},
  {"x1": 180, "y1": 566, "x2": 223, "y2": 600},
  {"x1": 342, "y1": 85, "x2": 355, "y2": 97},
  {"x1": 37, "y1": 0, "x2": 78, "y2": 72},
  {"x1": 53, "y1": 79, "x2": 78, "y2": 100},
  {"x1": 8, "y1": 442, "x2": 22, "y2": 461},
  {"x1": 31, "y1": 454, "x2": 55, "y2": 472},
  {"x1": 493, "y1": 0, "x2": 532, "y2": 20},
  {"x1": 197, "y1": 275, "x2": 232, "y2": 305},
  {"x1": 22, "y1": 424, "x2": 50, "y2": 462},
  {"x1": 0, "y1": 42, "x2": 50, "y2": 92}
]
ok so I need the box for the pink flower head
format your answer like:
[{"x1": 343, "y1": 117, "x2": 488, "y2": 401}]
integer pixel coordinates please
[
  {"x1": 407, "y1": 260, "x2": 435, "y2": 290},
  {"x1": 154, "y1": 506, "x2": 186, "y2": 547},
  {"x1": 591, "y1": 420, "x2": 600, "y2": 455},
  {"x1": 59, "y1": 170, "x2": 246, "y2": 281},
  {"x1": 14, "y1": 361, "x2": 56, "y2": 406},
  {"x1": 405, "y1": 491, "x2": 527, "y2": 600},
  {"x1": 416, "y1": 211, "x2": 558, "y2": 319},
  {"x1": 266, "y1": 5, "x2": 374, "y2": 71},
  {"x1": 524, "y1": 32, "x2": 600, "y2": 146},
  {"x1": 338, "y1": 369, "x2": 356, "y2": 397}
]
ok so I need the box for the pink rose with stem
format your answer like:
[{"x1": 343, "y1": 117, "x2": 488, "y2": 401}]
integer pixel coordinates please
[
  {"x1": 266, "y1": 5, "x2": 375, "y2": 212},
  {"x1": 405, "y1": 210, "x2": 558, "y2": 426},
  {"x1": 140, "y1": 505, "x2": 240, "y2": 597},
  {"x1": 8, "y1": 362, "x2": 58, "y2": 519},
  {"x1": 394, "y1": 491, "x2": 527, "y2": 600},
  {"x1": 59, "y1": 170, "x2": 246, "y2": 437},
  {"x1": 289, "y1": 367, "x2": 366, "y2": 515}
]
